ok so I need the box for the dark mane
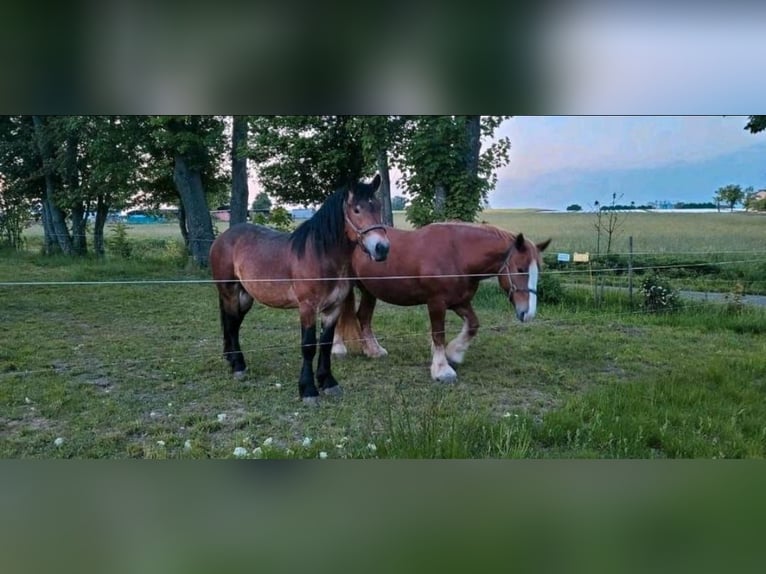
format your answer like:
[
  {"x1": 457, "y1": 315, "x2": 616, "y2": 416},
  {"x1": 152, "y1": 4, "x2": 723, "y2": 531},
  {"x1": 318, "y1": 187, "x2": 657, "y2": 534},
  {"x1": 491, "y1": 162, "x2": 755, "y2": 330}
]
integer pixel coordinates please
[{"x1": 290, "y1": 179, "x2": 377, "y2": 259}]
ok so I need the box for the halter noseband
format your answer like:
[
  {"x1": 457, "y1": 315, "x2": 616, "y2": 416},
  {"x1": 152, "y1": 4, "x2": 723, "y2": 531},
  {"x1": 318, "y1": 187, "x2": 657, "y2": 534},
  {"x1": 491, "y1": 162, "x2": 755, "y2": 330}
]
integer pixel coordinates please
[
  {"x1": 344, "y1": 210, "x2": 387, "y2": 241},
  {"x1": 500, "y1": 245, "x2": 538, "y2": 298}
]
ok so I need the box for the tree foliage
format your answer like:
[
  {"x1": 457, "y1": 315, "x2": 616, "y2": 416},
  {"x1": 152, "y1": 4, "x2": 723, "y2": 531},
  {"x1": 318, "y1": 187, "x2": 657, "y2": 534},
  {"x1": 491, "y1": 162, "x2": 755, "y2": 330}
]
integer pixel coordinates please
[
  {"x1": 745, "y1": 116, "x2": 766, "y2": 134},
  {"x1": 395, "y1": 116, "x2": 510, "y2": 227},
  {"x1": 248, "y1": 116, "x2": 369, "y2": 206},
  {"x1": 714, "y1": 184, "x2": 747, "y2": 212},
  {"x1": 252, "y1": 192, "x2": 272, "y2": 212},
  {"x1": 246, "y1": 115, "x2": 510, "y2": 228}
]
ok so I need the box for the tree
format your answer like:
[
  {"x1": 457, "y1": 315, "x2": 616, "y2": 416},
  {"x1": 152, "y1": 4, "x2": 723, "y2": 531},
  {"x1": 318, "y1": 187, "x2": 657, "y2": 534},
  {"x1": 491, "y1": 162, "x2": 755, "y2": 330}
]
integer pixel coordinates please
[
  {"x1": 353, "y1": 116, "x2": 406, "y2": 226},
  {"x1": 147, "y1": 116, "x2": 227, "y2": 266},
  {"x1": 391, "y1": 196, "x2": 407, "y2": 210},
  {"x1": 229, "y1": 115, "x2": 249, "y2": 226},
  {"x1": 714, "y1": 184, "x2": 745, "y2": 212},
  {"x1": 395, "y1": 116, "x2": 510, "y2": 227},
  {"x1": 32, "y1": 115, "x2": 74, "y2": 255},
  {"x1": 745, "y1": 116, "x2": 766, "y2": 133},
  {"x1": 592, "y1": 193, "x2": 627, "y2": 256},
  {"x1": 744, "y1": 189, "x2": 766, "y2": 211},
  {"x1": 248, "y1": 116, "x2": 369, "y2": 206},
  {"x1": 566, "y1": 204, "x2": 582, "y2": 212},
  {"x1": 247, "y1": 115, "x2": 510, "y2": 228},
  {"x1": 252, "y1": 192, "x2": 272, "y2": 213},
  {"x1": 0, "y1": 116, "x2": 44, "y2": 250}
]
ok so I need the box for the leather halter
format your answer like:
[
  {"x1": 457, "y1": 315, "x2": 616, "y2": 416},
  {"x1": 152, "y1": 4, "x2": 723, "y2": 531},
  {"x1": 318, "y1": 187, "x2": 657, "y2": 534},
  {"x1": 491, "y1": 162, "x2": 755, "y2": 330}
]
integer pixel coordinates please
[
  {"x1": 344, "y1": 211, "x2": 387, "y2": 241},
  {"x1": 500, "y1": 244, "x2": 538, "y2": 298}
]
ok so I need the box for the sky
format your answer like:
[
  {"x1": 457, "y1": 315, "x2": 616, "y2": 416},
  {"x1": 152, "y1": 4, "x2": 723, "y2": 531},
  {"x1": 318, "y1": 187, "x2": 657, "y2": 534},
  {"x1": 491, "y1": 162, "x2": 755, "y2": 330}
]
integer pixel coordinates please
[{"x1": 489, "y1": 116, "x2": 766, "y2": 210}]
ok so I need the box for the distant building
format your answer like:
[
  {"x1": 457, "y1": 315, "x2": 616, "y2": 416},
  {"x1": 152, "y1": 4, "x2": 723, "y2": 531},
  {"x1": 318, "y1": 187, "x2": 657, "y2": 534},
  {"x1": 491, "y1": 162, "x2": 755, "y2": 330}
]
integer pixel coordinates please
[{"x1": 291, "y1": 208, "x2": 316, "y2": 220}]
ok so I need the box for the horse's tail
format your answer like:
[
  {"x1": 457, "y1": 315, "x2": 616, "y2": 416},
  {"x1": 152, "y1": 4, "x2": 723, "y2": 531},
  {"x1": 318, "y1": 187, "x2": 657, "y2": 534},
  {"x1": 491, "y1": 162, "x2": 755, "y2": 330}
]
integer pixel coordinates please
[{"x1": 334, "y1": 286, "x2": 363, "y2": 355}]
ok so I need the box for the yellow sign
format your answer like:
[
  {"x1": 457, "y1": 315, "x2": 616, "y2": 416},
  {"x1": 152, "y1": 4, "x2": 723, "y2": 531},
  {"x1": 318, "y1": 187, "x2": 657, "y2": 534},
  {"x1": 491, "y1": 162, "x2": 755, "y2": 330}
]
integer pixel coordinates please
[{"x1": 573, "y1": 252, "x2": 590, "y2": 263}]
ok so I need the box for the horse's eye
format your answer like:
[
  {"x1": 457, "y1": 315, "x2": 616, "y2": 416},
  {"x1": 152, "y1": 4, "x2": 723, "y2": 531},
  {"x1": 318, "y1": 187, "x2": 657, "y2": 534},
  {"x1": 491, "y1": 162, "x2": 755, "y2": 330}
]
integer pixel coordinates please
[{"x1": 354, "y1": 206, "x2": 361, "y2": 214}]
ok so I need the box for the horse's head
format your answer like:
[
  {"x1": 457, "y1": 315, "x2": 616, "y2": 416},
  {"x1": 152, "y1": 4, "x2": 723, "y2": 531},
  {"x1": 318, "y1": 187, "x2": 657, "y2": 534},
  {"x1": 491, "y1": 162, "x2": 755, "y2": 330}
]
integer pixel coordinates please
[
  {"x1": 498, "y1": 233, "x2": 551, "y2": 323},
  {"x1": 344, "y1": 173, "x2": 390, "y2": 262}
]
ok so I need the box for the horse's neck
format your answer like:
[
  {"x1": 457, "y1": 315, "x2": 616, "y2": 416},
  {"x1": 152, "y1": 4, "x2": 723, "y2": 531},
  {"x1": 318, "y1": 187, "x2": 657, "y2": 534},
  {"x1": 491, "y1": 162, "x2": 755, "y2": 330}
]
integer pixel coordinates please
[{"x1": 469, "y1": 231, "x2": 513, "y2": 275}]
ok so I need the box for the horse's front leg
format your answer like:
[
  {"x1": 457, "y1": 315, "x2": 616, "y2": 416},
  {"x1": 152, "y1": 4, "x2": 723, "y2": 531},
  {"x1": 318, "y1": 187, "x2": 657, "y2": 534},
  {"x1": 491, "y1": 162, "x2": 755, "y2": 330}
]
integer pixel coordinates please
[
  {"x1": 446, "y1": 303, "x2": 480, "y2": 367},
  {"x1": 298, "y1": 304, "x2": 321, "y2": 405},
  {"x1": 316, "y1": 306, "x2": 343, "y2": 398},
  {"x1": 428, "y1": 301, "x2": 457, "y2": 383},
  {"x1": 357, "y1": 285, "x2": 387, "y2": 358}
]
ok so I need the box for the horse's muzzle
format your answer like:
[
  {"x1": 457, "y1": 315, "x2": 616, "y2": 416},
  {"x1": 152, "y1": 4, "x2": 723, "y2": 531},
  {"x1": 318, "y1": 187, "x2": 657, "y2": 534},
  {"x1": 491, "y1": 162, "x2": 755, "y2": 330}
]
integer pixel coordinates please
[
  {"x1": 372, "y1": 241, "x2": 389, "y2": 261},
  {"x1": 362, "y1": 234, "x2": 390, "y2": 262}
]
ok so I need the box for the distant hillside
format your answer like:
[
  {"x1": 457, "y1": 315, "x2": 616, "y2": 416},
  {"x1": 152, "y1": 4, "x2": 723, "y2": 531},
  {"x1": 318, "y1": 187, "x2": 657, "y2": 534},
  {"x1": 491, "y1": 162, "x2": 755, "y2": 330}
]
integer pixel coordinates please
[{"x1": 494, "y1": 140, "x2": 766, "y2": 210}]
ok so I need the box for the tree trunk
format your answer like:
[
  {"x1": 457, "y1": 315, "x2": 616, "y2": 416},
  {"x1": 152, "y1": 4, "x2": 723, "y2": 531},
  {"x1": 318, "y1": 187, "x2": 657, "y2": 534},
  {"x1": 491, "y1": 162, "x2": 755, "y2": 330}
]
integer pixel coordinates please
[
  {"x1": 32, "y1": 115, "x2": 73, "y2": 255},
  {"x1": 65, "y1": 132, "x2": 88, "y2": 255},
  {"x1": 464, "y1": 115, "x2": 481, "y2": 179},
  {"x1": 40, "y1": 200, "x2": 61, "y2": 255},
  {"x1": 70, "y1": 202, "x2": 88, "y2": 255},
  {"x1": 463, "y1": 115, "x2": 482, "y2": 219},
  {"x1": 376, "y1": 148, "x2": 393, "y2": 226},
  {"x1": 177, "y1": 202, "x2": 189, "y2": 248},
  {"x1": 229, "y1": 115, "x2": 249, "y2": 226},
  {"x1": 93, "y1": 194, "x2": 109, "y2": 257},
  {"x1": 173, "y1": 154, "x2": 215, "y2": 267},
  {"x1": 434, "y1": 183, "x2": 447, "y2": 221}
]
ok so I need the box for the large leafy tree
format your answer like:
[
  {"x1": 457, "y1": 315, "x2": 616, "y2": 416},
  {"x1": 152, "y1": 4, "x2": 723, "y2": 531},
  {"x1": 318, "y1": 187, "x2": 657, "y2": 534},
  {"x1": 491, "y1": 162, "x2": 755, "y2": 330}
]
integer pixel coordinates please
[
  {"x1": 145, "y1": 116, "x2": 227, "y2": 266},
  {"x1": 396, "y1": 116, "x2": 510, "y2": 227},
  {"x1": 248, "y1": 115, "x2": 369, "y2": 206},
  {"x1": 0, "y1": 116, "x2": 43, "y2": 250},
  {"x1": 246, "y1": 115, "x2": 510, "y2": 228},
  {"x1": 714, "y1": 184, "x2": 746, "y2": 212}
]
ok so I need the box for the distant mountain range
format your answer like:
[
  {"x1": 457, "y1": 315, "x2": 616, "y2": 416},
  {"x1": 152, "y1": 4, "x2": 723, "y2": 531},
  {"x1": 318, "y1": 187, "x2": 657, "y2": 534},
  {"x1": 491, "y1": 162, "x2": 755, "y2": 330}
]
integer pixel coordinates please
[{"x1": 493, "y1": 141, "x2": 766, "y2": 210}]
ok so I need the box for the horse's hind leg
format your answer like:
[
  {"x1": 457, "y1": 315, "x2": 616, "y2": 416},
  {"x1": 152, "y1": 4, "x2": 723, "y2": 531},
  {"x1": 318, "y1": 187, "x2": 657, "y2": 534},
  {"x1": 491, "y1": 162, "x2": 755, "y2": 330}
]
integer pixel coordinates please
[
  {"x1": 357, "y1": 286, "x2": 388, "y2": 358},
  {"x1": 446, "y1": 303, "x2": 480, "y2": 366},
  {"x1": 428, "y1": 301, "x2": 457, "y2": 383},
  {"x1": 218, "y1": 283, "x2": 253, "y2": 377}
]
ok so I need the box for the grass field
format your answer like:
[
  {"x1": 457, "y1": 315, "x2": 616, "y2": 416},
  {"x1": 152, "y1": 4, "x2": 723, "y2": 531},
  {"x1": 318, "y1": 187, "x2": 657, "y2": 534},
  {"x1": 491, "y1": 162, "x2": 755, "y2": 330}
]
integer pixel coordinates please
[{"x1": 2, "y1": 212, "x2": 765, "y2": 458}]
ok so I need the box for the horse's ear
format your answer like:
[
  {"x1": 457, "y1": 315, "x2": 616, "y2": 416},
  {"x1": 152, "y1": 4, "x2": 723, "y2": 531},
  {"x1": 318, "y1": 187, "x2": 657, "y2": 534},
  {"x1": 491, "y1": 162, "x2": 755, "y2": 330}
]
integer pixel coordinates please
[
  {"x1": 514, "y1": 233, "x2": 526, "y2": 251},
  {"x1": 346, "y1": 189, "x2": 355, "y2": 204},
  {"x1": 371, "y1": 173, "x2": 381, "y2": 192},
  {"x1": 536, "y1": 238, "x2": 552, "y2": 252}
]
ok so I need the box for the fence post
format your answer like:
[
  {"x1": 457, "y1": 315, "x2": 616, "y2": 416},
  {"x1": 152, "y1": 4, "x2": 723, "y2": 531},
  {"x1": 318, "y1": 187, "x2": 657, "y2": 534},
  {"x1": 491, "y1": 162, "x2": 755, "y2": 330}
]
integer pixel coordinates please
[{"x1": 628, "y1": 235, "x2": 634, "y2": 308}]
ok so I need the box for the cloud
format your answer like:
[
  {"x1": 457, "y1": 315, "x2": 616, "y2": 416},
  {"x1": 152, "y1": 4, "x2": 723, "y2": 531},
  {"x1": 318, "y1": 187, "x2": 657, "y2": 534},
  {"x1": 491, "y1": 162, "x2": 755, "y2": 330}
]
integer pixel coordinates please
[{"x1": 497, "y1": 116, "x2": 759, "y2": 183}]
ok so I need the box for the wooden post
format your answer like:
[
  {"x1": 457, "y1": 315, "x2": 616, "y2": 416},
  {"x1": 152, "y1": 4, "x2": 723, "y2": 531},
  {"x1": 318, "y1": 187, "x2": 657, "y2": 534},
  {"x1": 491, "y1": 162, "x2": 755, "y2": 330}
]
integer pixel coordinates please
[{"x1": 628, "y1": 236, "x2": 634, "y2": 308}]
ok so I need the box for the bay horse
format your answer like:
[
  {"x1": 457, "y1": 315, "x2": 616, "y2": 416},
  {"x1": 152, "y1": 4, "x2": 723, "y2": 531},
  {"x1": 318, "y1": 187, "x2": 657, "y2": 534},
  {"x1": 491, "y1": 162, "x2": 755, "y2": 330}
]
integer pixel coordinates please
[
  {"x1": 332, "y1": 222, "x2": 550, "y2": 383},
  {"x1": 209, "y1": 174, "x2": 390, "y2": 404}
]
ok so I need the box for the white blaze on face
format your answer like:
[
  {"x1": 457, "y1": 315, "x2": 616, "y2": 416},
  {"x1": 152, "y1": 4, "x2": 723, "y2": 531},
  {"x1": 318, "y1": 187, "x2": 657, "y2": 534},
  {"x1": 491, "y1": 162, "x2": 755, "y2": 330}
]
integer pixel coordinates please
[{"x1": 526, "y1": 260, "x2": 539, "y2": 321}]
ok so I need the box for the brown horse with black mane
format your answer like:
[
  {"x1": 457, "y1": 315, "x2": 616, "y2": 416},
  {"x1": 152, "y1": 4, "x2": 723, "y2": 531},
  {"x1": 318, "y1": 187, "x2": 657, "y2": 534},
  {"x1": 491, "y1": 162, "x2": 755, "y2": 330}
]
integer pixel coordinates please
[
  {"x1": 332, "y1": 222, "x2": 550, "y2": 383},
  {"x1": 209, "y1": 175, "x2": 390, "y2": 404}
]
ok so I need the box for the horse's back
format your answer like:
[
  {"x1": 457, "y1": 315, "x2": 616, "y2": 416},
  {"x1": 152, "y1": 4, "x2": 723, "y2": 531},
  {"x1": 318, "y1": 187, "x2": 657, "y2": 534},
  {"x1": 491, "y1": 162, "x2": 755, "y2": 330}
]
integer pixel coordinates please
[
  {"x1": 210, "y1": 223, "x2": 290, "y2": 281},
  {"x1": 351, "y1": 223, "x2": 504, "y2": 306}
]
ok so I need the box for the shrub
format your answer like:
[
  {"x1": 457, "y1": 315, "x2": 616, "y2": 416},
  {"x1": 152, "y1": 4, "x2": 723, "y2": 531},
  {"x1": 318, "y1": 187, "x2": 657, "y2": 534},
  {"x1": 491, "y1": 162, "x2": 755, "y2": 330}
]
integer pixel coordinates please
[
  {"x1": 538, "y1": 272, "x2": 564, "y2": 304},
  {"x1": 107, "y1": 222, "x2": 132, "y2": 258},
  {"x1": 724, "y1": 282, "x2": 745, "y2": 315},
  {"x1": 640, "y1": 274, "x2": 681, "y2": 313}
]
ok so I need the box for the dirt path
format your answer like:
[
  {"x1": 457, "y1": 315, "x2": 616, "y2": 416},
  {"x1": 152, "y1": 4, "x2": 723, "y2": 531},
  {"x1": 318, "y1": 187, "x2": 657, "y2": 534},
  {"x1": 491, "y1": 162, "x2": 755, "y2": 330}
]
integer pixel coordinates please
[{"x1": 565, "y1": 285, "x2": 766, "y2": 307}]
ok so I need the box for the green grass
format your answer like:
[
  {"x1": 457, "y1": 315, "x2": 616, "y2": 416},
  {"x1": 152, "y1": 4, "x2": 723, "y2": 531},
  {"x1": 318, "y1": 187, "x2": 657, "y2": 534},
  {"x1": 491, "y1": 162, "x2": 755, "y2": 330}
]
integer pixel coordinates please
[{"x1": 2, "y1": 241, "x2": 765, "y2": 459}]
